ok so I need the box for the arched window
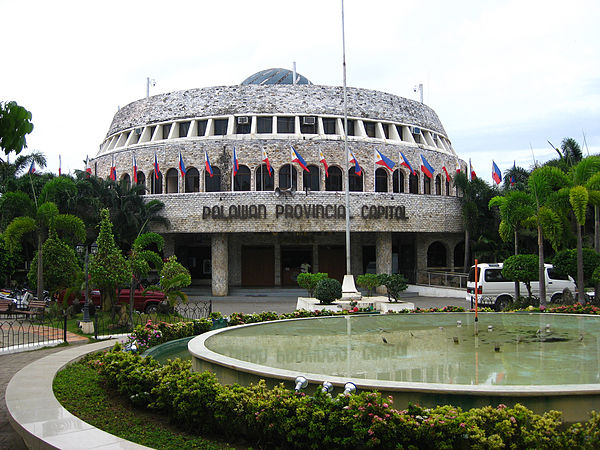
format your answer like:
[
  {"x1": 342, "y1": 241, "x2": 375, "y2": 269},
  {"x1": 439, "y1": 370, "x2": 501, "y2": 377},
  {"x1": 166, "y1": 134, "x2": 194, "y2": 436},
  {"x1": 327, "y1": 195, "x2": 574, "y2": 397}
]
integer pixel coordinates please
[
  {"x1": 427, "y1": 241, "x2": 447, "y2": 268},
  {"x1": 375, "y1": 168, "x2": 388, "y2": 192},
  {"x1": 137, "y1": 171, "x2": 146, "y2": 194},
  {"x1": 255, "y1": 164, "x2": 274, "y2": 191},
  {"x1": 150, "y1": 170, "x2": 162, "y2": 194},
  {"x1": 409, "y1": 172, "x2": 419, "y2": 194},
  {"x1": 446, "y1": 179, "x2": 451, "y2": 196},
  {"x1": 234, "y1": 165, "x2": 251, "y2": 191},
  {"x1": 205, "y1": 166, "x2": 221, "y2": 192},
  {"x1": 435, "y1": 174, "x2": 442, "y2": 195},
  {"x1": 185, "y1": 167, "x2": 200, "y2": 192},
  {"x1": 325, "y1": 166, "x2": 342, "y2": 191},
  {"x1": 279, "y1": 164, "x2": 297, "y2": 190},
  {"x1": 121, "y1": 173, "x2": 131, "y2": 190},
  {"x1": 392, "y1": 169, "x2": 405, "y2": 193},
  {"x1": 424, "y1": 176, "x2": 431, "y2": 195},
  {"x1": 166, "y1": 168, "x2": 179, "y2": 193},
  {"x1": 349, "y1": 168, "x2": 363, "y2": 192},
  {"x1": 303, "y1": 165, "x2": 320, "y2": 192}
]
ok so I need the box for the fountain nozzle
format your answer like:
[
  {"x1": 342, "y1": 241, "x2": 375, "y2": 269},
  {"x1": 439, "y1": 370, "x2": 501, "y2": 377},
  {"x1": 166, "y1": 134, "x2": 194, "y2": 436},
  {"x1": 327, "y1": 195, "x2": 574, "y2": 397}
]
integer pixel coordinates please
[
  {"x1": 295, "y1": 376, "x2": 308, "y2": 392},
  {"x1": 343, "y1": 382, "x2": 356, "y2": 395}
]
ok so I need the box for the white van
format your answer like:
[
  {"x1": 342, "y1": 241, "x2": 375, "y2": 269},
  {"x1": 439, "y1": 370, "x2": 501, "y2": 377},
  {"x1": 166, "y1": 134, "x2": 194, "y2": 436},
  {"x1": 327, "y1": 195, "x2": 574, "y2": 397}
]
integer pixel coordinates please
[{"x1": 466, "y1": 263, "x2": 576, "y2": 310}]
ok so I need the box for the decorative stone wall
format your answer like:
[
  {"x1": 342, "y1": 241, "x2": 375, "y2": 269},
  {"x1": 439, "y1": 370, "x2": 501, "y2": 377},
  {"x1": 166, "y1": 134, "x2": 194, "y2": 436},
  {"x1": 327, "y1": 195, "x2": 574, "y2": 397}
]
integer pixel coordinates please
[{"x1": 106, "y1": 85, "x2": 447, "y2": 137}]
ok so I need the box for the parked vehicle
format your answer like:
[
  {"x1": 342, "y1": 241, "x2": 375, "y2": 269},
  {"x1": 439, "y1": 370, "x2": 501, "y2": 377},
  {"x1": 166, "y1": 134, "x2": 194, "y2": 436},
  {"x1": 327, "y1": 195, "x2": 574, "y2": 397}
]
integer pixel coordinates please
[
  {"x1": 58, "y1": 286, "x2": 166, "y2": 314},
  {"x1": 466, "y1": 263, "x2": 576, "y2": 311}
]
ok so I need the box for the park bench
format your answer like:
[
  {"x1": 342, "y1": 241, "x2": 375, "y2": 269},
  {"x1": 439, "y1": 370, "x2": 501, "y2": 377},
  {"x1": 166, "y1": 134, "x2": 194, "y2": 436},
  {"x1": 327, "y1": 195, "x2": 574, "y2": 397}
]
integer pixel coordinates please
[
  {"x1": 0, "y1": 298, "x2": 14, "y2": 316},
  {"x1": 18, "y1": 300, "x2": 47, "y2": 319}
]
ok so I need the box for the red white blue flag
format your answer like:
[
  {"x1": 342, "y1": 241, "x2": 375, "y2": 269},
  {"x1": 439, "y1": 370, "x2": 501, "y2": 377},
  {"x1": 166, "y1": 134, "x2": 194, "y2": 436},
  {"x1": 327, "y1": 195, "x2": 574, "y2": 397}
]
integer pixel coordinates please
[
  {"x1": 232, "y1": 147, "x2": 239, "y2": 176},
  {"x1": 109, "y1": 155, "x2": 116, "y2": 181},
  {"x1": 132, "y1": 153, "x2": 138, "y2": 183},
  {"x1": 154, "y1": 153, "x2": 160, "y2": 179},
  {"x1": 291, "y1": 146, "x2": 309, "y2": 172},
  {"x1": 28, "y1": 160, "x2": 35, "y2": 174},
  {"x1": 375, "y1": 149, "x2": 395, "y2": 171},
  {"x1": 510, "y1": 161, "x2": 516, "y2": 186},
  {"x1": 420, "y1": 154, "x2": 434, "y2": 179},
  {"x1": 319, "y1": 148, "x2": 329, "y2": 177},
  {"x1": 400, "y1": 151, "x2": 415, "y2": 175},
  {"x1": 442, "y1": 165, "x2": 450, "y2": 182},
  {"x1": 58, "y1": 155, "x2": 61, "y2": 176},
  {"x1": 86, "y1": 155, "x2": 92, "y2": 176},
  {"x1": 492, "y1": 160, "x2": 502, "y2": 185},
  {"x1": 469, "y1": 158, "x2": 477, "y2": 180},
  {"x1": 455, "y1": 159, "x2": 461, "y2": 174},
  {"x1": 262, "y1": 147, "x2": 272, "y2": 176},
  {"x1": 205, "y1": 150, "x2": 213, "y2": 177},
  {"x1": 179, "y1": 152, "x2": 187, "y2": 178},
  {"x1": 349, "y1": 151, "x2": 362, "y2": 176}
]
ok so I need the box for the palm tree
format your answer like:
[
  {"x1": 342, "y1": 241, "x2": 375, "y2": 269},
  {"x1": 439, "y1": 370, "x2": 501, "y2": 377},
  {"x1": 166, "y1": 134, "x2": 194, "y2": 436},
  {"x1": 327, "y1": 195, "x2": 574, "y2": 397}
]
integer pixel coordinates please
[
  {"x1": 0, "y1": 151, "x2": 47, "y2": 193},
  {"x1": 489, "y1": 190, "x2": 536, "y2": 300},
  {"x1": 3, "y1": 201, "x2": 85, "y2": 301},
  {"x1": 527, "y1": 166, "x2": 570, "y2": 306},
  {"x1": 560, "y1": 156, "x2": 600, "y2": 302}
]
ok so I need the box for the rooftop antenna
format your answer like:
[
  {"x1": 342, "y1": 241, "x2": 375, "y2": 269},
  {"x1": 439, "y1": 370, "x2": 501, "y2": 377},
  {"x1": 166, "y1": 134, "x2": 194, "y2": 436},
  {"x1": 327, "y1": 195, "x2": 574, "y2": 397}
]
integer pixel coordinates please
[
  {"x1": 293, "y1": 62, "x2": 298, "y2": 85},
  {"x1": 146, "y1": 77, "x2": 156, "y2": 98},
  {"x1": 413, "y1": 83, "x2": 423, "y2": 103}
]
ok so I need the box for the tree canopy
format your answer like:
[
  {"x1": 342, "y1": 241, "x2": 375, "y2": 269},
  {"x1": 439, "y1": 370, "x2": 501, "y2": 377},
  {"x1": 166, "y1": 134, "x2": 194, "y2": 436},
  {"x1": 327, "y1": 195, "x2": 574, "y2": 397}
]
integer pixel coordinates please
[{"x1": 0, "y1": 101, "x2": 34, "y2": 157}]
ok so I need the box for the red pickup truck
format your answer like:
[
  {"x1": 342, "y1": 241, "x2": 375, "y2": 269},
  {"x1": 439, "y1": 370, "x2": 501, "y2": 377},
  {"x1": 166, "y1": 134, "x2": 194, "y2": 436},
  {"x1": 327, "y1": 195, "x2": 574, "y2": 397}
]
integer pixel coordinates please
[{"x1": 60, "y1": 286, "x2": 166, "y2": 313}]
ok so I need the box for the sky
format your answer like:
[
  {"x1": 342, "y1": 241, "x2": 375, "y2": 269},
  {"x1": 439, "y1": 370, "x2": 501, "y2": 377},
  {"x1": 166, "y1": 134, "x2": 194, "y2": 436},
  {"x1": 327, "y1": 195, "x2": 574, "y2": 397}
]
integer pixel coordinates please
[{"x1": 1, "y1": 0, "x2": 599, "y2": 184}]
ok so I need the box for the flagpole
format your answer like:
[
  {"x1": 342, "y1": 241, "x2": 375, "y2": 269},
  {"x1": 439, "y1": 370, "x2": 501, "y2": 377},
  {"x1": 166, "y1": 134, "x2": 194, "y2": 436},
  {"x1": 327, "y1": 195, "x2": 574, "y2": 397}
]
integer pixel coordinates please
[
  {"x1": 341, "y1": 0, "x2": 359, "y2": 298},
  {"x1": 231, "y1": 148, "x2": 234, "y2": 192}
]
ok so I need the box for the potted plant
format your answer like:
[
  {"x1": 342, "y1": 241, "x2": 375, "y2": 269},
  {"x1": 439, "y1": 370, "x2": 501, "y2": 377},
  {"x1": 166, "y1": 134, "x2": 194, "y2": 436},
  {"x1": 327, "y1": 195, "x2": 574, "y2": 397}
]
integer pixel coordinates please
[{"x1": 313, "y1": 278, "x2": 342, "y2": 305}]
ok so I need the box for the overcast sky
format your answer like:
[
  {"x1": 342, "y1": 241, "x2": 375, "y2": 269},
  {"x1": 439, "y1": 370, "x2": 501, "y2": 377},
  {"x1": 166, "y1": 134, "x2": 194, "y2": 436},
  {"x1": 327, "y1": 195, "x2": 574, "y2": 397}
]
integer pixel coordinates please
[{"x1": 1, "y1": 0, "x2": 598, "y2": 184}]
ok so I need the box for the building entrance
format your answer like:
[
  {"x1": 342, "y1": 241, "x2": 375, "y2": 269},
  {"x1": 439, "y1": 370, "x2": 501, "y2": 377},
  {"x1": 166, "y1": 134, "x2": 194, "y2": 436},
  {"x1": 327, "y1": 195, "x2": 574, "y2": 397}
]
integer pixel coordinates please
[
  {"x1": 242, "y1": 246, "x2": 275, "y2": 286},
  {"x1": 280, "y1": 247, "x2": 312, "y2": 286},
  {"x1": 318, "y1": 245, "x2": 345, "y2": 283}
]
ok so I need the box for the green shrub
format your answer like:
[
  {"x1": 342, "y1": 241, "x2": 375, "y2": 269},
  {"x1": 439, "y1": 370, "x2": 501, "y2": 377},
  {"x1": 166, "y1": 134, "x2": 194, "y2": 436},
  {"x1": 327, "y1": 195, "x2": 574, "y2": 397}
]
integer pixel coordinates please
[
  {"x1": 553, "y1": 248, "x2": 600, "y2": 285},
  {"x1": 377, "y1": 274, "x2": 408, "y2": 302},
  {"x1": 356, "y1": 273, "x2": 380, "y2": 297},
  {"x1": 502, "y1": 254, "x2": 538, "y2": 299},
  {"x1": 296, "y1": 272, "x2": 328, "y2": 297},
  {"x1": 87, "y1": 346, "x2": 600, "y2": 449},
  {"x1": 313, "y1": 278, "x2": 342, "y2": 304}
]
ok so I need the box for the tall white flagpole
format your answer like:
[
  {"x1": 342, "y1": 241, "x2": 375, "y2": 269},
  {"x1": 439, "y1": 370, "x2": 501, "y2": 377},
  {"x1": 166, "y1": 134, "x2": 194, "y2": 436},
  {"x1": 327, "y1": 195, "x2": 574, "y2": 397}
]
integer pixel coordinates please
[{"x1": 341, "y1": 0, "x2": 360, "y2": 298}]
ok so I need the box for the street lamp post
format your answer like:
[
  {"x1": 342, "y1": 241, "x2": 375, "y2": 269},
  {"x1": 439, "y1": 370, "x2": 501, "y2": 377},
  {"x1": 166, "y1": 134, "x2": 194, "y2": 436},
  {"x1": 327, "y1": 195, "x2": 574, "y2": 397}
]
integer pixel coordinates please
[{"x1": 76, "y1": 243, "x2": 98, "y2": 327}]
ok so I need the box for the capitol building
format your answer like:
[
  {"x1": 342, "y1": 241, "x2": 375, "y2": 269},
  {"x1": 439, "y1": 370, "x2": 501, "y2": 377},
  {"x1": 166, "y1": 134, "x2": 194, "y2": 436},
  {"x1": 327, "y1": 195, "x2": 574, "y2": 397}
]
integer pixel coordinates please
[{"x1": 90, "y1": 68, "x2": 466, "y2": 295}]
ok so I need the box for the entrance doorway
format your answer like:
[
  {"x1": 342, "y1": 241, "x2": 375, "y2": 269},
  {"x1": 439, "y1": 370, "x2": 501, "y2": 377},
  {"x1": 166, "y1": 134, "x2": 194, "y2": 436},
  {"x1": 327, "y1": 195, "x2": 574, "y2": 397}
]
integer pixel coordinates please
[
  {"x1": 176, "y1": 245, "x2": 211, "y2": 281},
  {"x1": 281, "y1": 247, "x2": 312, "y2": 286},
  {"x1": 242, "y1": 246, "x2": 275, "y2": 286},
  {"x1": 318, "y1": 245, "x2": 345, "y2": 283}
]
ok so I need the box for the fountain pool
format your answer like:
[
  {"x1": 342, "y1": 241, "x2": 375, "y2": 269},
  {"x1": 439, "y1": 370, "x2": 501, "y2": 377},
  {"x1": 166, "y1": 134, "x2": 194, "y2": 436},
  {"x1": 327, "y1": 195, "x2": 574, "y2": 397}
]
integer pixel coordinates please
[{"x1": 186, "y1": 312, "x2": 600, "y2": 422}]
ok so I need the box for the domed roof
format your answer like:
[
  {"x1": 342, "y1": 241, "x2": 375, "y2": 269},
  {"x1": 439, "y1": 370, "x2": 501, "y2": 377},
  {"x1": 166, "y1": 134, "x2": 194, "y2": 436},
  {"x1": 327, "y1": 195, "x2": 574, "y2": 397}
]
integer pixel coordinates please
[{"x1": 241, "y1": 68, "x2": 313, "y2": 85}]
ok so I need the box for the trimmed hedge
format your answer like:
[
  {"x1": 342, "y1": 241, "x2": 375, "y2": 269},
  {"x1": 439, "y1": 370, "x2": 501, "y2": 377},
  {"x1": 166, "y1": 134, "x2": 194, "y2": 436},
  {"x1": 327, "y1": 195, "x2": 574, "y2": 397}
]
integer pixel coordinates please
[{"x1": 89, "y1": 347, "x2": 600, "y2": 449}]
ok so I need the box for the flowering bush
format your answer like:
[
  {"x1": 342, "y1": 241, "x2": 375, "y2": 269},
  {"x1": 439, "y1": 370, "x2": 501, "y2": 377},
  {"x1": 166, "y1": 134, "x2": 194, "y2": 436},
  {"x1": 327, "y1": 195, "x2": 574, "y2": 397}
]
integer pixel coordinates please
[
  {"x1": 128, "y1": 318, "x2": 212, "y2": 352},
  {"x1": 88, "y1": 348, "x2": 600, "y2": 449}
]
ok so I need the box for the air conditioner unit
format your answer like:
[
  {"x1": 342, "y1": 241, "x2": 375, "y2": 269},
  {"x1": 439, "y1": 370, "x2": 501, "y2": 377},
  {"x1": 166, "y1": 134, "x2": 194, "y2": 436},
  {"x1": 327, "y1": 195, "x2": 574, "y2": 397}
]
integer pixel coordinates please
[
  {"x1": 237, "y1": 116, "x2": 249, "y2": 124},
  {"x1": 412, "y1": 127, "x2": 421, "y2": 135},
  {"x1": 302, "y1": 116, "x2": 316, "y2": 125}
]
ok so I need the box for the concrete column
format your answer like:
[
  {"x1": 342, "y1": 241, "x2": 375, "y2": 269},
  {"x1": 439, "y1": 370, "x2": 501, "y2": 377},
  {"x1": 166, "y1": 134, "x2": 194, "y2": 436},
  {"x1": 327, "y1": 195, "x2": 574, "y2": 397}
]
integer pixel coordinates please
[
  {"x1": 312, "y1": 244, "x2": 318, "y2": 273},
  {"x1": 415, "y1": 235, "x2": 429, "y2": 284},
  {"x1": 163, "y1": 234, "x2": 175, "y2": 258},
  {"x1": 448, "y1": 241, "x2": 455, "y2": 271},
  {"x1": 211, "y1": 233, "x2": 228, "y2": 296},
  {"x1": 274, "y1": 240, "x2": 281, "y2": 286},
  {"x1": 376, "y1": 232, "x2": 392, "y2": 294}
]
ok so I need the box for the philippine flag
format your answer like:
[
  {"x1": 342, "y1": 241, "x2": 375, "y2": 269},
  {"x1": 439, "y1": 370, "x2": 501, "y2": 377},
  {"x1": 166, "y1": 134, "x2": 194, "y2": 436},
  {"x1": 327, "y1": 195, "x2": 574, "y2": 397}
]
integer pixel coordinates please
[
  {"x1": 179, "y1": 152, "x2": 187, "y2": 178},
  {"x1": 349, "y1": 151, "x2": 362, "y2": 176},
  {"x1": 132, "y1": 153, "x2": 138, "y2": 183},
  {"x1": 375, "y1": 149, "x2": 395, "y2": 171},
  {"x1": 492, "y1": 161, "x2": 502, "y2": 185},
  {"x1": 58, "y1": 155, "x2": 62, "y2": 176},
  {"x1": 442, "y1": 166, "x2": 450, "y2": 182},
  {"x1": 469, "y1": 159, "x2": 477, "y2": 180},
  {"x1": 420, "y1": 154, "x2": 434, "y2": 179},
  {"x1": 319, "y1": 148, "x2": 329, "y2": 177},
  {"x1": 510, "y1": 160, "x2": 516, "y2": 186},
  {"x1": 232, "y1": 147, "x2": 239, "y2": 176},
  {"x1": 291, "y1": 146, "x2": 309, "y2": 172},
  {"x1": 109, "y1": 156, "x2": 116, "y2": 181},
  {"x1": 154, "y1": 153, "x2": 160, "y2": 179},
  {"x1": 28, "y1": 160, "x2": 36, "y2": 174},
  {"x1": 455, "y1": 159, "x2": 461, "y2": 174},
  {"x1": 399, "y1": 151, "x2": 415, "y2": 175},
  {"x1": 262, "y1": 147, "x2": 272, "y2": 176},
  {"x1": 85, "y1": 155, "x2": 92, "y2": 176},
  {"x1": 205, "y1": 151, "x2": 213, "y2": 177}
]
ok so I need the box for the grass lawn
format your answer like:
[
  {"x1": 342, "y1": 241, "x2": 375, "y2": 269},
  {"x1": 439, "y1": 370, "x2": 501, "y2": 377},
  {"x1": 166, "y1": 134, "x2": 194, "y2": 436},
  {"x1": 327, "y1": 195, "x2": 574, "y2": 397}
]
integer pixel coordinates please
[{"x1": 53, "y1": 360, "x2": 242, "y2": 450}]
